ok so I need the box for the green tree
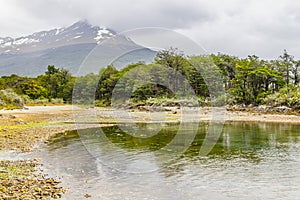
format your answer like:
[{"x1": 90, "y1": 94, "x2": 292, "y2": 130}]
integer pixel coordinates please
[
  {"x1": 155, "y1": 48, "x2": 189, "y2": 92},
  {"x1": 72, "y1": 73, "x2": 98, "y2": 104},
  {"x1": 292, "y1": 60, "x2": 300, "y2": 86},
  {"x1": 230, "y1": 56, "x2": 284, "y2": 105},
  {"x1": 277, "y1": 49, "x2": 294, "y2": 85},
  {"x1": 96, "y1": 65, "x2": 120, "y2": 105},
  {"x1": 189, "y1": 55, "x2": 224, "y2": 99},
  {"x1": 20, "y1": 80, "x2": 48, "y2": 99},
  {"x1": 38, "y1": 65, "x2": 74, "y2": 102},
  {"x1": 211, "y1": 53, "x2": 237, "y2": 89}
]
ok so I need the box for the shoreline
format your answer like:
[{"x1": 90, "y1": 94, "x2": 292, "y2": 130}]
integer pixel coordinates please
[
  {"x1": 0, "y1": 105, "x2": 106, "y2": 199},
  {"x1": 1, "y1": 105, "x2": 300, "y2": 199},
  {"x1": 1, "y1": 105, "x2": 300, "y2": 152}
]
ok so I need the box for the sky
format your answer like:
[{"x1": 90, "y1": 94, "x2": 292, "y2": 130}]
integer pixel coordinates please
[{"x1": 0, "y1": 0, "x2": 300, "y2": 59}]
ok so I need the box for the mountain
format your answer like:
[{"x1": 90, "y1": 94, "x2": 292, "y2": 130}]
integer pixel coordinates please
[
  {"x1": 0, "y1": 20, "x2": 115, "y2": 54},
  {"x1": 0, "y1": 20, "x2": 156, "y2": 76}
]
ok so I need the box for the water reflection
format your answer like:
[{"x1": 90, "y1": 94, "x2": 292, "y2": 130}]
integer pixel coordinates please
[{"x1": 39, "y1": 122, "x2": 300, "y2": 199}]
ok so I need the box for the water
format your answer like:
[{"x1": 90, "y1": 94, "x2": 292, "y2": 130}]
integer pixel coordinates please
[{"x1": 37, "y1": 122, "x2": 300, "y2": 199}]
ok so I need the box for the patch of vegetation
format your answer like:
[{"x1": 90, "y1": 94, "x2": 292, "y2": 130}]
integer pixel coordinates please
[
  {"x1": 145, "y1": 96, "x2": 207, "y2": 107},
  {"x1": 1, "y1": 49, "x2": 299, "y2": 110},
  {"x1": 0, "y1": 89, "x2": 24, "y2": 109},
  {"x1": 0, "y1": 65, "x2": 74, "y2": 109},
  {"x1": 264, "y1": 85, "x2": 300, "y2": 109}
]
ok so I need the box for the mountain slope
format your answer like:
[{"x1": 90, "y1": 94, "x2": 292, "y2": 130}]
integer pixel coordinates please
[
  {"x1": 0, "y1": 20, "x2": 156, "y2": 76},
  {"x1": 0, "y1": 20, "x2": 115, "y2": 54}
]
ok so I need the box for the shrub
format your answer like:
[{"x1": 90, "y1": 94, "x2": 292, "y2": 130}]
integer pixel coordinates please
[
  {"x1": 263, "y1": 85, "x2": 300, "y2": 109},
  {"x1": 50, "y1": 98, "x2": 64, "y2": 104},
  {"x1": 0, "y1": 89, "x2": 24, "y2": 109}
]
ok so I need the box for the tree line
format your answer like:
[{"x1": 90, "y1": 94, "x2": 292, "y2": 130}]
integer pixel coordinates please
[{"x1": 0, "y1": 49, "x2": 299, "y2": 109}]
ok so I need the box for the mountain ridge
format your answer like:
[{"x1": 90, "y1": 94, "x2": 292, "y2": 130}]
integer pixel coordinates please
[
  {"x1": 0, "y1": 20, "x2": 156, "y2": 76},
  {"x1": 0, "y1": 20, "x2": 116, "y2": 54}
]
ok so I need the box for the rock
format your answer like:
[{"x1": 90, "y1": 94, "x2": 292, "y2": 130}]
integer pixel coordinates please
[
  {"x1": 135, "y1": 102, "x2": 146, "y2": 107},
  {"x1": 256, "y1": 105, "x2": 270, "y2": 112},
  {"x1": 84, "y1": 194, "x2": 92, "y2": 198},
  {"x1": 274, "y1": 106, "x2": 291, "y2": 113},
  {"x1": 230, "y1": 105, "x2": 239, "y2": 111},
  {"x1": 164, "y1": 107, "x2": 172, "y2": 111},
  {"x1": 138, "y1": 106, "x2": 151, "y2": 111},
  {"x1": 0, "y1": 169, "x2": 8, "y2": 173},
  {"x1": 15, "y1": 120, "x2": 25, "y2": 124},
  {"x1": 187, "y1": 103, "x2": 194, "y2": 107},
  {"x1": 248, "y1": 104, "x2": 254, "y2": 108},
  {"x1": 151, "y1": 106, "x2": 165, "y2": 112}
]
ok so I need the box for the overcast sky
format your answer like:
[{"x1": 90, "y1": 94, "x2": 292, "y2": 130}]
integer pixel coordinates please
[{"x1": 0, "y1": 0, "x2": 300, "y2": 59}]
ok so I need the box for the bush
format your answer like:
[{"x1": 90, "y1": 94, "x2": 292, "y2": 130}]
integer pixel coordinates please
[
  {"x1": 0, "y1": 89, "x2": 24, "y2": 109},
  {"x1": 28, "y1": 98, "x2": 49, "y2": 105},
  {"x1": 20, "y1": 97, "x2": 64, "y2": 105},
  {"x1": 145, "y1": 96, "x2": 209, "y2": 107},
  {"x1": 211, "y1": 95, "x2": 227, "y2": 107},
  {"x1": 50, "y1": 98, "x2": 64, "y2": 104},
  {"x1": 263, "y1": 85, "x2": 300, "y2": 109}
]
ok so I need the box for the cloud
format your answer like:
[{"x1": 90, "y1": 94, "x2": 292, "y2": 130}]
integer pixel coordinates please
[
  {"x1": 9, "y1": 0, "x2": 217, "y2": 31},
  {"x1": 176, "y1": 0, "x2": 300, "y2": 58},
  {"x1": 0, "y1": 0, "x2": 300, "y2": 58}
]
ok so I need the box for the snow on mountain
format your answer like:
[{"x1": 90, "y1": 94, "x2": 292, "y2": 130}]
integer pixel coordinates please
[
  {"x1": 0, "y1": 20, "x2": 157, "y2": 76},
  {"x1": 95, "y1": 28, "x2": 115, "y2": 43},
  {"x1": 0, "y1": 20, "x2": 116, "y2": 54}
]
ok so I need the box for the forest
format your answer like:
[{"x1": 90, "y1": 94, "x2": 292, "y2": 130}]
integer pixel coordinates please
[{"x1": 0, "y1": 48, "x2": 299, "y2": 110}]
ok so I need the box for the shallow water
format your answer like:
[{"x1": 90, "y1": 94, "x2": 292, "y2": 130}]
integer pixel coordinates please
[{"x1": 37, "y1": 122, "x2": 300, "y2": 199}]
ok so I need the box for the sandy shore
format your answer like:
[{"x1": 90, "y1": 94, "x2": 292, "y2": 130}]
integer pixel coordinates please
[
  {"x1": 0, "y1": 105, "x2": 96, "y2": 152},
  {"x1": 1, "y1": 105, "x2": 300, "y2": 152}
]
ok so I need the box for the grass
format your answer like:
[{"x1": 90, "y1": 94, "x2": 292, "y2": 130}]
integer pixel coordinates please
[
  {"x1": 25, "y1": 102, "x2": 67, "y2": 106},
  {"x1": 0, "y1": 105, "x2": 21, "y2": 110},
  {"x1": 0, "y1": 162, "x2": 34, "y2": 180},
  {"x1": 0, "y1": 121, "x2": 48, "y2": 131}
]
